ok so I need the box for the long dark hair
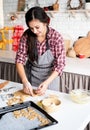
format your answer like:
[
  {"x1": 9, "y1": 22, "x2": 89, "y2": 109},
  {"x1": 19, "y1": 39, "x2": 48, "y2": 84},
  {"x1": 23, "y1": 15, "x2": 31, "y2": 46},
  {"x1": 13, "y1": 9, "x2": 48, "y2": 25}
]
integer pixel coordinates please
[{"x1": 25, "y1": 6, "x2": 50, "y2": 62}]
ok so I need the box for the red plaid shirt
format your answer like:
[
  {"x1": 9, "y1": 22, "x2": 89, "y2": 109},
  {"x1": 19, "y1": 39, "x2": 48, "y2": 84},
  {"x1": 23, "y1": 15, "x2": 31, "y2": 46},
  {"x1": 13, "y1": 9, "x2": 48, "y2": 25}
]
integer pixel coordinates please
[{"x1": 15, "y1": 27, "x2": 66, "y2": 76}]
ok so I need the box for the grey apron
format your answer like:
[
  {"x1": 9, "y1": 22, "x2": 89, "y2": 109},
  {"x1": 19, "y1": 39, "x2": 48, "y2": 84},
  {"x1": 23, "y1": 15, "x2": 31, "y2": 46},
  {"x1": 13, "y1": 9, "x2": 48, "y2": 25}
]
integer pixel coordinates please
[{"x1": 25, "y1": 41, "x2": 60, "y2": 91}]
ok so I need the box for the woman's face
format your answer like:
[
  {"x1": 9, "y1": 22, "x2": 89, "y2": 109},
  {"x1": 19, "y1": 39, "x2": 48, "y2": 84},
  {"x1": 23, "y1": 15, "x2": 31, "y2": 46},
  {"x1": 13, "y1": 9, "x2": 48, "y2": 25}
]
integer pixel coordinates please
[{"x1": 28, "y1": 19, "x2": 47, "y2": 37}]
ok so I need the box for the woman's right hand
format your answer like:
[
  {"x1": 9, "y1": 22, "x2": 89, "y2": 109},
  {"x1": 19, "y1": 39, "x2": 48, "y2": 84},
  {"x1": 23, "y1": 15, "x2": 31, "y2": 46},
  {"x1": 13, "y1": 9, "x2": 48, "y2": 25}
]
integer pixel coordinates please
[{"x1": 23, "y1": 81, "x2": 34, "y2": 96}]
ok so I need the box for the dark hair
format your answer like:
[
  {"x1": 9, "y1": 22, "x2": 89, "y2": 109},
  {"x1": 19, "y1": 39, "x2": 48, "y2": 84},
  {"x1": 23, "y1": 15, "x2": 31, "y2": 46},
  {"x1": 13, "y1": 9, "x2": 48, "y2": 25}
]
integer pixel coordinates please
[
  {"x1": 25, "y1": 6, "x2": 50, "y2": 27},
  {"x1": 25, "y1": 6, "x2": 50, "y2": 62}
]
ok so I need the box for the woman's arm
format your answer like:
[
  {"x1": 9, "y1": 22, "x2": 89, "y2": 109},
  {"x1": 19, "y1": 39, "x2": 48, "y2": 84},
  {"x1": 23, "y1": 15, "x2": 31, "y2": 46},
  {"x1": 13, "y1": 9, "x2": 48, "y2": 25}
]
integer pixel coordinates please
[
  {"x1": 45, "y1": 70, "x2": 59, "y2": 85},
  {"x1": 16, "y1": 63, "x2": 28, "y2": 83},
  {"x1": 16, "y1": 63, "x2": 34, "y2": 96}
]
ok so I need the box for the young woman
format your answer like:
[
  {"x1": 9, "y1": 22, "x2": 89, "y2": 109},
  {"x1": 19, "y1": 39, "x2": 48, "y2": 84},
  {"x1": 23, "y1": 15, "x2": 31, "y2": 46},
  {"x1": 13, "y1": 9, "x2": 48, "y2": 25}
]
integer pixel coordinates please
[{"x1": 15, "y1": 6, "x2": 66, "y2": 96}]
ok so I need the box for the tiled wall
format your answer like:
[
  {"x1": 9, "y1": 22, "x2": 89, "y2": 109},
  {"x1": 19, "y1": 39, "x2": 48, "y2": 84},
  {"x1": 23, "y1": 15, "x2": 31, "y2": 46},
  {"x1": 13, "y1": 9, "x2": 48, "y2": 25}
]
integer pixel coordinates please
[
  {"x1": 3, "y1": 0, "x2": 18, "y2": 27},
  {"x1": 2, "y1": 0, "x2": 90, "y2": 45},
  {"x1": 0, "y1": 0, "x2": 4, "y2": 27}
]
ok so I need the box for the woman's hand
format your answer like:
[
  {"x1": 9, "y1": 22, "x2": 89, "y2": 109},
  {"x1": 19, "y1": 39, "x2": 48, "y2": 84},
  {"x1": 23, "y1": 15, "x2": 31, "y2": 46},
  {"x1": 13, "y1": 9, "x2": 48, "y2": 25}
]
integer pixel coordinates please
[
  {"x1": 35, "y1": 81, "x2": 49, "y2": 95},
  {"x1": 23, "y1": 81, "x2": 34, "y2": 96},
  {"x1": 35, "y1": 71, "x2": 59, "y2": 95}
]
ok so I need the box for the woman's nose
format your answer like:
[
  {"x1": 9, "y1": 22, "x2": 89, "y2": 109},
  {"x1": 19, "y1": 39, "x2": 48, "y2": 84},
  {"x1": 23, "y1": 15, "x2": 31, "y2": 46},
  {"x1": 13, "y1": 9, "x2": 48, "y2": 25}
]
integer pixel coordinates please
[{"x1": 33, "y1": 28, "x2": 37, "y2": 34}]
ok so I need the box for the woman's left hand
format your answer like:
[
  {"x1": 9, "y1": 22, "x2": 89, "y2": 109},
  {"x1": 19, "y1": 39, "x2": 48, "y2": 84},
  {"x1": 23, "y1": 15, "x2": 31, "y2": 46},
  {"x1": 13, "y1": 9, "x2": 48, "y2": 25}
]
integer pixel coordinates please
[
  {"x1": 35, "y1": 71, "x2": 59, "y2": 95},
  {"x1": 35, "y1": 81, "x2": 49, "y2": 95}
]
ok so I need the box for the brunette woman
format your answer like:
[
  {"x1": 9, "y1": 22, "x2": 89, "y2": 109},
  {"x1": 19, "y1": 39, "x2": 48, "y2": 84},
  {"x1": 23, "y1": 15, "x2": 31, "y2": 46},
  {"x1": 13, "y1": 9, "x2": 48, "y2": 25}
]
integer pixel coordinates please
[{"x1": 15, "y1": 6, "x2": 66, "y2": 96}]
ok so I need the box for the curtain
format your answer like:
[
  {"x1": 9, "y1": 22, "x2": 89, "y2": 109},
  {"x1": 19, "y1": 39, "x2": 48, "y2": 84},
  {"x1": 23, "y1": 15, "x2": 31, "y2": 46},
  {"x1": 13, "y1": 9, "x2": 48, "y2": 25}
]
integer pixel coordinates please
[
  {"x1": 60, "y1": 72, "x2": 90, "y2": 93},
  {"x1": 0, "y1": 61, "x2": 21, "y2": 83}
]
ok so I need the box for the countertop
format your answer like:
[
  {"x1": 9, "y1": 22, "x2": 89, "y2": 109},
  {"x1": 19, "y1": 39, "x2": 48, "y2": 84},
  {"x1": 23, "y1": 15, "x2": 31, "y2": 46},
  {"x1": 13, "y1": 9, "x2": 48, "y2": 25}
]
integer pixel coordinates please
[
  {"x1": 64, "y1": 56, "x2": 90, "y2": 76},
  {"x1": 0, "y1": 50, "x2": 16, "y2": 63},
  {"x1": 0, "y1": 79, "x2": 90, "y2": 130},
  {"x1": 0, "y1": 50, "x2": 90, "y2": 76}
]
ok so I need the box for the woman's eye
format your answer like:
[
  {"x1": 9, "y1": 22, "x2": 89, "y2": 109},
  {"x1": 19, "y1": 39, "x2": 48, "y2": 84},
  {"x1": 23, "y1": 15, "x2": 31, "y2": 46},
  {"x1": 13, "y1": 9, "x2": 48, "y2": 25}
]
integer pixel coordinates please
[
  {"x1": 30, "y1": 27, "x2": 39, "y2": 31},
  {"x1": 36, "y1": 27, "x2": 39, "y2": 29}
]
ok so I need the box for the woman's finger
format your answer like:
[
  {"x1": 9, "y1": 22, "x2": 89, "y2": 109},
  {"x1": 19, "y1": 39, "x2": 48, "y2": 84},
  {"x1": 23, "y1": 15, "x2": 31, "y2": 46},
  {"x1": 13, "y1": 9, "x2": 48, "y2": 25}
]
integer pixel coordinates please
[{"x1": 23, "y1": 82, "x2": 34, "y2": 96}]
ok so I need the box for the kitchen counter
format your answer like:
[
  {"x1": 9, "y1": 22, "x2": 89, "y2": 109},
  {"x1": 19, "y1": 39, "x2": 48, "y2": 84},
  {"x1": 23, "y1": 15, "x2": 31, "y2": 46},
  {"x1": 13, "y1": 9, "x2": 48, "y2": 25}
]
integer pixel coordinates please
[
  {"x1": 0, "y1": 79, "x2": 90, "y2": 130},
  {"x1": 0, "y1": 50, "x2": 16, "y2": 63},
  {"x1": 0, "y1": 50, "x2": 90, "y2": 90},
  {"x1": 0, "y1": 50, "x2": 90, "y2": 76},
  {"x1": 64, "y1": 57, "x2": 90, "y2": 76}
]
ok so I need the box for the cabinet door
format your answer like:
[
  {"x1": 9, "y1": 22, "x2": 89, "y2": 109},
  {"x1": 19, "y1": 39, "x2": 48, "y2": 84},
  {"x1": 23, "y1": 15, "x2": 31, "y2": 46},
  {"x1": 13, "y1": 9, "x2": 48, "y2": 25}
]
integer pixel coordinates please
[{"x1": 0, "y1": 62, "x2": 21, "y2": 83}]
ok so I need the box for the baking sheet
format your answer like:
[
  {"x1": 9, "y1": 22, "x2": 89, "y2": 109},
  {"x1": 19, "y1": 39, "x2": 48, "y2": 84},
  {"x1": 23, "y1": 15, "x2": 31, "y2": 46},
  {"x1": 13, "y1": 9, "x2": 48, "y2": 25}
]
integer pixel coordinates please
[{"x1": 0, "y1": 101, "x2": 58, "y2": 130}]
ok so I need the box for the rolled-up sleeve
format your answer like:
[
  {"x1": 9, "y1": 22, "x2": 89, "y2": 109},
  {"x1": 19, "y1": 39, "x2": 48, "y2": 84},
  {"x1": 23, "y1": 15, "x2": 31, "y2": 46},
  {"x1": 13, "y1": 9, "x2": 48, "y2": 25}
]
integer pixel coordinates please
[
  {"x1": 52, "y1": 33, "x2": 66, "y2": 76},
  {"x1": 15, "y1": 35, "x2": 28, "y2": 65}
]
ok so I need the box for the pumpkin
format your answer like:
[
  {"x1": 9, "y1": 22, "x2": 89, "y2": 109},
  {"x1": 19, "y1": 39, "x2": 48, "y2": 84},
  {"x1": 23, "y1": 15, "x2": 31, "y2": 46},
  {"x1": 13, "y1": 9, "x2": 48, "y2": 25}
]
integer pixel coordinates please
[{"x1": 74, "y1": 35, "x2": 90, "y2": 58}]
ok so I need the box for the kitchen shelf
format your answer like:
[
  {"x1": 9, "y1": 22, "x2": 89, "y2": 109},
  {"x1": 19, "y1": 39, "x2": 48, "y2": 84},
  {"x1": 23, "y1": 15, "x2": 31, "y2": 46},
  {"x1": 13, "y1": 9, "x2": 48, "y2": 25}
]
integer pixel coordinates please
[
  {"x1": 66, "y1": 9, "x2": 90, "y2": 18},
  {"x1": 10, "y1": 10, "x2": 59, "y2": 18},
  {"x1": 10, "y1": 9, "x2": 90, "y2": 19},
  {"x1": 45, "y1": 10, "x2": 59, "y2": 17}
]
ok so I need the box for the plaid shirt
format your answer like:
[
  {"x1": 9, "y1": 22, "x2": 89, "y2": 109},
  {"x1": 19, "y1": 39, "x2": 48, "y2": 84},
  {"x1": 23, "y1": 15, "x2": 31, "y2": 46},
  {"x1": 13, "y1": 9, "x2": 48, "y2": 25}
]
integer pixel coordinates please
[{"x1": 15, "y1": 27, "x2": 66, "y2": 76}]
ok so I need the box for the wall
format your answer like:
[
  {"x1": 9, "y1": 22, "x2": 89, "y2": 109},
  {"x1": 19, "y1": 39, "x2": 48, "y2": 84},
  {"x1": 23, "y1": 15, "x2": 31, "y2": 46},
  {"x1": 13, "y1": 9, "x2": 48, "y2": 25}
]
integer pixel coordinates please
[
  {"x1": 2, "y1": 0, "x2": 90, "y2": 45},
  {"x1": 0, "y1": 0, "x2": 4, "y2": 27}
]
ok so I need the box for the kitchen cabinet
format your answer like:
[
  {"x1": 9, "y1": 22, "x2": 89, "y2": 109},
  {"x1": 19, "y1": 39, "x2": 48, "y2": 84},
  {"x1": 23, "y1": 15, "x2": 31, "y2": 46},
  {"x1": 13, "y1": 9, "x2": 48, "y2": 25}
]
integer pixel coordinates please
[
  {"x1": 0, "y1": 61, "x2": 21, "y2": 83},
  {"x1": 0, "y1": 51, "x2": 90, "y2": 91},
  {"x1": 0, "y1": 60, "x2": 90, "y2": 93},
  {"x1": 0, "y1": 50, "x2": 21, "y2": 83}
]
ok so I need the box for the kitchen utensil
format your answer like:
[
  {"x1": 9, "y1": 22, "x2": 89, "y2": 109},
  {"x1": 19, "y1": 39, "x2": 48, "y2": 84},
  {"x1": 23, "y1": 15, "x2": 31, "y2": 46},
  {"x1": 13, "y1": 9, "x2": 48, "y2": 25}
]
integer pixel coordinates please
[
  {"x1": 0, "y1": 86, "x2": 16, "y2": 93},
  {"x1": 0, "y1": 81, "x2": 9, "y2": 89}
]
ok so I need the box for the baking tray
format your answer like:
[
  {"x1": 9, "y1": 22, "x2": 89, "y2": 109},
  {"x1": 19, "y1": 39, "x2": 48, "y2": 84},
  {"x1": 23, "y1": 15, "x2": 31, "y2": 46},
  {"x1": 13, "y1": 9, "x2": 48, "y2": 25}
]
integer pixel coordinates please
[{"x1": 0, "y1": 101, "x2": 58, "y2": 130}]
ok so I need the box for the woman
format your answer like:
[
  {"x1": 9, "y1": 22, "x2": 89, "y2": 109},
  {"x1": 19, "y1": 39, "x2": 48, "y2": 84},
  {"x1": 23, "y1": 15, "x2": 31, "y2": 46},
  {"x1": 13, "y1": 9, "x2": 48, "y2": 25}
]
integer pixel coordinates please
[{"x1": 15, "y1": 6, "x2": 66, "y2": 96}]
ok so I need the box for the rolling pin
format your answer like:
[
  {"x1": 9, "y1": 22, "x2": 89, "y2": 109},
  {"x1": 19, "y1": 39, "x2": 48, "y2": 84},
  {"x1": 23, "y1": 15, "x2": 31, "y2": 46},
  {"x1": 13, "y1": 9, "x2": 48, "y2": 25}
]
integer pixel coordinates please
[{"x1": 0, "y1": 81, "x2": 9, "y2": 89}]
